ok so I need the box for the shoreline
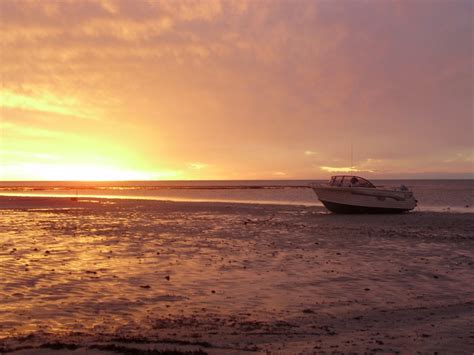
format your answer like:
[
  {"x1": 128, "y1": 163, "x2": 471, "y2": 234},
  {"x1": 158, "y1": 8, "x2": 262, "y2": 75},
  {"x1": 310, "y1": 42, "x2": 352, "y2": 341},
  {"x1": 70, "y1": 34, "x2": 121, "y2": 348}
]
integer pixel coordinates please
[
  {"x1": 0, "y1": 194, "x2": 322, "y2": 210},
  {"x1": 1, "y1": 195, "x2": 473, "y2": 353},
  {"x1": 0, "y1": 194, "x2": 472, "y2": 214}
]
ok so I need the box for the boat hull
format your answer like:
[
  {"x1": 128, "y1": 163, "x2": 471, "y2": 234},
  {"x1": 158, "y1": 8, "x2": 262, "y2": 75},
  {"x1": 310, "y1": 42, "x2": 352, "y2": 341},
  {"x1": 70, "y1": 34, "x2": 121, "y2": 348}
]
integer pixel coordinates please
[
  {"x1": 311, "y1": 185, "x2": 417, "y2": 214},
  {"x1": 320, "y1": 200, "x2": 411, "y2": 214}
]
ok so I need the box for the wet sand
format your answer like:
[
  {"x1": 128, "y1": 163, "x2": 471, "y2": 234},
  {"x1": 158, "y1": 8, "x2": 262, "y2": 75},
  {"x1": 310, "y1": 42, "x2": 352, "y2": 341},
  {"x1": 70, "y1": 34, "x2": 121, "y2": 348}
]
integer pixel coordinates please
[{"x1": 0, "y1": 196, "x2": 473, "y2": 354}]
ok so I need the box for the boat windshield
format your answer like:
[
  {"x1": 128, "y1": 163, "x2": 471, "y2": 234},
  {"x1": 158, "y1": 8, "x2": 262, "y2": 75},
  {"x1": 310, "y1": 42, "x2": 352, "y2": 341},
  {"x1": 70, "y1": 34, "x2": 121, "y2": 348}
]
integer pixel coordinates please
[{"x1": 328, "y1": 175, "x2": 375, "y2": 188}]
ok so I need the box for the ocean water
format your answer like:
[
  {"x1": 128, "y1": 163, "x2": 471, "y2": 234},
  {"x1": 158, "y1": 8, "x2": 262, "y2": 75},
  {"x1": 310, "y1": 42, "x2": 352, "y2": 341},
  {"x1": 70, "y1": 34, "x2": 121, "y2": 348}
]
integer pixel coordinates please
[{"x1": 0, "y1": 179, "x2": 472, "y2": 212}]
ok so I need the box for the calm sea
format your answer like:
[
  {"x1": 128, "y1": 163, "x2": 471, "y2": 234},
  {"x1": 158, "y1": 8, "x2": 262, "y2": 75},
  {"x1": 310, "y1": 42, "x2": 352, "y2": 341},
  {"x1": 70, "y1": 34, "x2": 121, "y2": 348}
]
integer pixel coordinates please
[{"x1": 0, "y1": 180, "x2": 472, "y2": 212}]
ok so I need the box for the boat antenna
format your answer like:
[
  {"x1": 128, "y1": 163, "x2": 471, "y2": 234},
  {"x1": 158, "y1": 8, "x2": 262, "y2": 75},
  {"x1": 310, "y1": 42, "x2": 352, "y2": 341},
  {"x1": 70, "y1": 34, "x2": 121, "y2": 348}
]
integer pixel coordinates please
[{"x1": 350, "y1": 141, "x2": 353, "y2": 173}]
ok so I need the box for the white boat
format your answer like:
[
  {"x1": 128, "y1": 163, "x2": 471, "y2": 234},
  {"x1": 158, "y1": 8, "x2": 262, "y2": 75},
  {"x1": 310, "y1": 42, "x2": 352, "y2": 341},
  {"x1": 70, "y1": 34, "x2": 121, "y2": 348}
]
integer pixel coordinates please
[{"x1": 310, "y1": 175, "x2": 417, "y2": 213}]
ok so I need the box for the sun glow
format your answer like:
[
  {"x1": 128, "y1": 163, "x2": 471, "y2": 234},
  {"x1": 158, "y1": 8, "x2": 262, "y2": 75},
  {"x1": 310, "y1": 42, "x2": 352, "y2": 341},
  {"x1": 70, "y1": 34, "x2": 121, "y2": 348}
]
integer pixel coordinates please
[
  {"x1": 40, "y1": 165, "x2": 149, "y2": 181},
  {"x1": 0, "y1": 162, "x2": 177, "y2": 181}
]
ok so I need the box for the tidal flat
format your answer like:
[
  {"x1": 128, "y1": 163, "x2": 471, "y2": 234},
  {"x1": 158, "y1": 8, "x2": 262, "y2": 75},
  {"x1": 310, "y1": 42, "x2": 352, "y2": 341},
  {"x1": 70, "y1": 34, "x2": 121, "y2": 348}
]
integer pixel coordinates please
[{"x1": 0, "y1": 196, "x2": 473, "y2": 354}]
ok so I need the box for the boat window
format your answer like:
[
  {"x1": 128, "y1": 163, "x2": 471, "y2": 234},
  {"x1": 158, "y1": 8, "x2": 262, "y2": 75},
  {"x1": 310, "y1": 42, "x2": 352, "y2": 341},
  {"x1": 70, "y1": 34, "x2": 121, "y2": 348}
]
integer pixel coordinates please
[
  {"x1": 350, "y1": 176, "x2": 359, "y2": 186},
  {"x1": 330, "y1": 176, "x2": 377, "y2": 188},
  {"x1": 357, "y1": 177, "x2": 375, "y2": 188},
  {"x1": 334, "y1": 176, "x2": 343, "y2": 186},
  {"x1": 341, "y1": 176, "x2": 352, "y2": 187}
]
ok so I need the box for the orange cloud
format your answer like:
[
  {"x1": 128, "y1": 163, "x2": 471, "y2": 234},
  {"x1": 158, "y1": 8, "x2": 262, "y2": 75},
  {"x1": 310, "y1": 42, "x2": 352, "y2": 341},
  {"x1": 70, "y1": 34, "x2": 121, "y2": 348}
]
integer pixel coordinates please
[{"x1": 1, "y1": 0, "x2": 472, "y2": 180}]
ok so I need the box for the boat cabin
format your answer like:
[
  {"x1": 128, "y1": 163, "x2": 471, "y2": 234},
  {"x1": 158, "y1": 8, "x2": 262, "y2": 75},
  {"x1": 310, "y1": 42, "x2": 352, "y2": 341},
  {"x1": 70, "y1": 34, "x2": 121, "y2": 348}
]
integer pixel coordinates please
[{"x1": 328, "y1": 175, "x2": 375, "y2": 188}]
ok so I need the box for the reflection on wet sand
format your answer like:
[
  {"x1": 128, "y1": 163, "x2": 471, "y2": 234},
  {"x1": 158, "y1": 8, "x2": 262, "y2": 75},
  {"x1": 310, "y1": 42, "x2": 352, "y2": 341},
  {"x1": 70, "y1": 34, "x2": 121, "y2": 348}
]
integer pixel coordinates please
[{"x1": 0, "y1": 196, "x2": 473, "y2": 353}]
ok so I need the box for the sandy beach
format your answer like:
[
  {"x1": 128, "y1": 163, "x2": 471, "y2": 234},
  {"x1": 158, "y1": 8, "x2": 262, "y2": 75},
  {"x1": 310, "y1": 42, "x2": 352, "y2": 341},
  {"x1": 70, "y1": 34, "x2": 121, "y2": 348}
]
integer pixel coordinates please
[{"x1": 0, "y1": 195, "x2": 473, "y2": 354}]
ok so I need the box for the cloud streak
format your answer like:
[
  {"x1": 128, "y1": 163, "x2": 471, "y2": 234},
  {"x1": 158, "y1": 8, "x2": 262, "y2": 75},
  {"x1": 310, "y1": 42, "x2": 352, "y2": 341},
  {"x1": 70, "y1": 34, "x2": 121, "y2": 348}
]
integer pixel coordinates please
[{"x1": 0, "y1": 90, "x2": 99, "y2": 119}]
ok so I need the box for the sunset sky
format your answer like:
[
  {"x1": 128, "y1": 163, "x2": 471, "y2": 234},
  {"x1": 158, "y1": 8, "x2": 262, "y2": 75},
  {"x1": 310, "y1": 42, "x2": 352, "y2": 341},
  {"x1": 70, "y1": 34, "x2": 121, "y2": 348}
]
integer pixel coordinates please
[{"x1": 0, "y1": 0, "x2": 472, "y2": 180}]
